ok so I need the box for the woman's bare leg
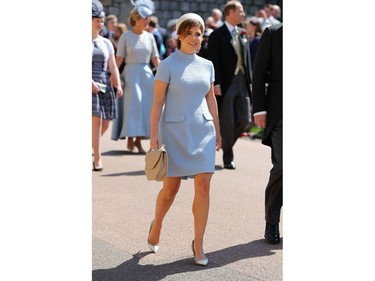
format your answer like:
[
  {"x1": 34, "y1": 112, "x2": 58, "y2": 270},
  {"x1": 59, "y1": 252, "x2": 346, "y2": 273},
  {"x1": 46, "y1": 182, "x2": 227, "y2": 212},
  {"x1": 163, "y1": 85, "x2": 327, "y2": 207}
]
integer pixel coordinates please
[
  {"x1": 134, "y1": 137, "x2": 145, "y2": 153},
  {"x1": 101, "y1": 119, "x2": 110, "y2": 136},
  {"x1": 192, "y1": 173, "x2": 212, "y2": 260},
  {"x1": 92, "y1": 116, "x2": 102, "y2": 168},
  {"x1": 127, "y1": 137, "x2": 134, "y2": 152},
  {"x1": 148, "y1": 177, "x2": 182, "y2": 245}
]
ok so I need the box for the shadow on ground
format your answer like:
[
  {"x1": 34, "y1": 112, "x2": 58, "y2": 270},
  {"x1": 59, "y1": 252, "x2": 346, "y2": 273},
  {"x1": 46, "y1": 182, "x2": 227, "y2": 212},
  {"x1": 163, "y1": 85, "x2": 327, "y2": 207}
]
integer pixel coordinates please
[
  {"x1": 101, "y1": 170, "x2": 146, "y2": 177},
  {"x1": 92, "y1": 239, "x2": 282, "y2": 281},
  {"x1": 100, "y1": 165, "x2": 223, "y2": 178},
  {"x1": 102, "y1": 150, "x2": 146, "y2": 156}
]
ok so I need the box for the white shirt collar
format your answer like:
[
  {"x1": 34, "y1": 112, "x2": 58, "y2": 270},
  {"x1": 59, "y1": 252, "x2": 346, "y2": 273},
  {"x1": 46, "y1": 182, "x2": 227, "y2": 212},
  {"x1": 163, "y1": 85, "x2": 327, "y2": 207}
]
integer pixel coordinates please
[{"x1": 225, "y1": 21, "x2": 236, "y2": 34}]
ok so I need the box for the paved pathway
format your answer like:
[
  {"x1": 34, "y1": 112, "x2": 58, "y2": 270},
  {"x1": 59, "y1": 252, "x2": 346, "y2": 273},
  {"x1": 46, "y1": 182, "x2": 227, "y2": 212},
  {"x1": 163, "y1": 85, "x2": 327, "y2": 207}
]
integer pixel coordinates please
[{"x1": 93, "y1": 124, "x2": 282, "y2": 281}]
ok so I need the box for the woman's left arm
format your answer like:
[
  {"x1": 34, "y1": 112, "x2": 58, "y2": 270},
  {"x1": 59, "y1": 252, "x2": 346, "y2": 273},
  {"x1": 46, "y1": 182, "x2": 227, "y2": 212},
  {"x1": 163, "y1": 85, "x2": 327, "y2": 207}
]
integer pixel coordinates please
[
  {"x1": 108, "y1": 53, "x2": 123, "y2": 98},
  {"x1": 151, "y1": 56, "x2": 161, "y2": 72},
  {"x1": 206, "y1": 83, "x2": 221, "y2": 151}
]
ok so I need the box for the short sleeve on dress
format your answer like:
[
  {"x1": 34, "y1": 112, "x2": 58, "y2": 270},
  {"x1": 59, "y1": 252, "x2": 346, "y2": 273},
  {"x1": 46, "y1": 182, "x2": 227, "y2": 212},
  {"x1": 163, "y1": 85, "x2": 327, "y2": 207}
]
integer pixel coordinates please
[
  {"x1": 150, "y1": 34, "x2": 160, "y2": 58},
  {"x1": 209, "y1": 62, "x2": 215, "y2": 84},
  {"x1": 154, "y1": 61, "x2": 170, "y2": 84},
  {"x1": 116, "y1": 33, "x2": 126, "y2": 57},
  {"x1": 103, "y1": 37, "x2": 114, "y2": 55}
]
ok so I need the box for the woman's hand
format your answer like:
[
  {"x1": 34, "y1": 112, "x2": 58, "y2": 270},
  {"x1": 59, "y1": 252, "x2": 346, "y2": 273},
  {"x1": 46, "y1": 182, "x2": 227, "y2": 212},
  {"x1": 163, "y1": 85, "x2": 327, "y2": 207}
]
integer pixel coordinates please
[
  {"x1": 92, "y1": 81, "x2": 100, "y2": 94},
  {"x1": 216, "y1": 135, "x2": 221, "y2": 151},
  {"x1": 114, "y1": 85, "x2": 123, "y2": 98},
  {"x1": 150, "y1": 135, "x2": 160, "y2": 150}
]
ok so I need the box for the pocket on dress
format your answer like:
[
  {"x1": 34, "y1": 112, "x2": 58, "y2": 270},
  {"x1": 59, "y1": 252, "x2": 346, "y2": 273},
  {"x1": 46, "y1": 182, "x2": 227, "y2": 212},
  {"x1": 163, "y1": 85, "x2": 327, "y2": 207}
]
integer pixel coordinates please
[
  {"x1": 202, "y1": 112, "x2": 213, "y2": 121},
  {"x1": 165, "y1": 114, "x2": 185, "y2": 122}
]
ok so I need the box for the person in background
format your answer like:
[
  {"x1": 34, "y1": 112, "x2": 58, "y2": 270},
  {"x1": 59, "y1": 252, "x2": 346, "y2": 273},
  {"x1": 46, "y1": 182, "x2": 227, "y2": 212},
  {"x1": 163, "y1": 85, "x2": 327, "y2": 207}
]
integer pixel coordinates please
[
  {"x1": 150, "y1": 16, "x2": 169, "y2": 50},
  {"x1": 252, "y1": 23, "x2": 283, "y2": 244},
  {"x1": 147, "y1": 17, "x2": 166, "y2": 74},
  {"x1": 256, "y1": 9, "x2": 271, "y2": 31},
  {"x1": 163, "y1": 35, "x2": 177, "y2": 59},
  {"x1": 92, "y1": 0, "x2": 123, "y2": 171},
  {"x1": 239, "y1": 16, "x2": 264, "y2": 139},
  {"x1": 111, "y1": 0, "x2": 160, "y2": 153},
  {"x1": 147, "y1": 13, "x2": 221, "y2": 266},
  {"x1": 263, "y1": 4, "x2": 281, "y2": 25},
  {"x1": 103, "y1": 14, "x2": 118, "y2": 40},
  {"x1": 272, "y1": 4, "x2": 282, "y2": 22},
  {"x1": 166, "y1": 19, "x2": 178, "y2": 41},
  {"x1": 108, "y1": 23, "x2": 128, "y2": 81},
  {"x1": 110, "y1": 23, "x2": 128, "y2": 52},
  {"x1": 197, "y1": 28, "x2": 213, "y2": 59},
  {"x1": 205, "y1": 16, "x2": 218, "y2": 30},
  {"x1": 212, "y1": 8, "x2": 224, "y2": 27},
  {"x1": 246, "y1": 16, "x2": 263, "y2": 71},
  {"x1": 207, "y1": 0, "x2": 252, "y2": 170}
]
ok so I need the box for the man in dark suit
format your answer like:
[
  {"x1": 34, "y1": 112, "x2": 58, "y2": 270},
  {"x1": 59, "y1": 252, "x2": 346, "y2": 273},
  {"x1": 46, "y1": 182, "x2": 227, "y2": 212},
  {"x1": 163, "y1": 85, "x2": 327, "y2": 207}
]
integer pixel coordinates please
[
  {"x1": 207, "y1": 0, "x2": 251, "y2": 170},
  {"x1": 252, "y1": 23, "x2": 283, "y2": 244}
]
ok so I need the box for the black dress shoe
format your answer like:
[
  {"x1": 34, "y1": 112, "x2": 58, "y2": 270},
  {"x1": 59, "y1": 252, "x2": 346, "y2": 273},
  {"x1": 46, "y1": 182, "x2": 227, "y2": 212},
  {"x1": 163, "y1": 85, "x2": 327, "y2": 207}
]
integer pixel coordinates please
[
  {"x1": 264, "y1": 223, "x2": 280, "y2": 244},
  {"x1": 223, "y1": 161, "x2": 236, "y2": 169}
]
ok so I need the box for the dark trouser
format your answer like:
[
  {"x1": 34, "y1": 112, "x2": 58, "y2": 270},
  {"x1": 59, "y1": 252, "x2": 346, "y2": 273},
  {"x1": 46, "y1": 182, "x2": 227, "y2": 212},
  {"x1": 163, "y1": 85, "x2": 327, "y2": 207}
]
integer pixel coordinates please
[
  {"x1": 219, "y1": 73, "x2": 251, "y2": 164},
  {"x1": 265, "y1": 119, "x2": 283, "y2": 224}
]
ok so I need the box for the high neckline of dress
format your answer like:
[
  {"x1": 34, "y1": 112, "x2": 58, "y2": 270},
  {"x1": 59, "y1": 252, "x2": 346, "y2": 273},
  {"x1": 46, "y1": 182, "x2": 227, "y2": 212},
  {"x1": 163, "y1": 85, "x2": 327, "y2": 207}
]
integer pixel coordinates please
[
  {"x1": 176, "y1": 49, "x2": 196, "y2": 60},
  {"x1": 92, "y1": 35, "x2": 102, "y2": 42},
  {"x1": 131, "y1": 29, "x2": 143, "y2": 36}
]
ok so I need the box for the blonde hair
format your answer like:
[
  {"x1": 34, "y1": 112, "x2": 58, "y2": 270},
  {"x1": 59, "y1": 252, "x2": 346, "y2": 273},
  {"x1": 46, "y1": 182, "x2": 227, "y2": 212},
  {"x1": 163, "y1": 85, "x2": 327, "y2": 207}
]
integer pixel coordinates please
[
  {"x1": 117, "y1": 23, "x2": 128, "y2": 33},
  {"x1": 128, "y1": 8, "x2": 142, "y2": 27}
]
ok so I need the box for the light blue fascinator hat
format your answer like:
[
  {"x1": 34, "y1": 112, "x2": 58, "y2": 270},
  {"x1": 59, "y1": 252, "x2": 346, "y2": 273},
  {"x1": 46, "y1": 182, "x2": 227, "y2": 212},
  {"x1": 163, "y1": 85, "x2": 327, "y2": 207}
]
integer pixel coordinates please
[{"x1": 131, "y1": 0, "x2": 155, "y2": 18}]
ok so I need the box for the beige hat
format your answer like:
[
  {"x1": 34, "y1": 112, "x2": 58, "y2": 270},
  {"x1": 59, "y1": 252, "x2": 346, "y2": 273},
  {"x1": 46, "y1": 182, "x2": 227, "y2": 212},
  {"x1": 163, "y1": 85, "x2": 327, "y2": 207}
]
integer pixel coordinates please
[{"x1": 176, "y1": 13, "x2": 205, "y2": 33}]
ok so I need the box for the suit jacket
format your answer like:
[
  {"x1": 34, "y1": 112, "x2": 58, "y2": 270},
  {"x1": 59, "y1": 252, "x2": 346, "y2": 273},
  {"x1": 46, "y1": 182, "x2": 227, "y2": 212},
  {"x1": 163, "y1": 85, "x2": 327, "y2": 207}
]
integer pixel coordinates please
[
  {"x1": 207, "y1": 23, "x2": 251, "y2": 103},
  {"x1": 252, "y1": 24, "x2": 282, "y2": 147}
]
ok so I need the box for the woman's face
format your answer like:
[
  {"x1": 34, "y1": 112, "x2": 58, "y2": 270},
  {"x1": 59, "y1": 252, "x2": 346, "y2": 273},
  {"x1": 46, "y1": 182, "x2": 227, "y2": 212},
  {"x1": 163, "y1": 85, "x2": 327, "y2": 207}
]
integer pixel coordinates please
[
  {"x1": 114, "y1": 27, "x2": 123, "y2": 40},
  {"x1": 136, "y1": 16, "x2": 150, "y2": 29},
  {"x1": 179, "y1": 25, "x2": 203, "y2": 54},
  {"x1": 92, "y1": 17, "x2": 104, "y2": 33},
  {"x1": 246, "y1": 23, "x2": 256, "y2": 34},
  {"x1": 107, "y1": 18, "x2": 118, "y2": 31}
]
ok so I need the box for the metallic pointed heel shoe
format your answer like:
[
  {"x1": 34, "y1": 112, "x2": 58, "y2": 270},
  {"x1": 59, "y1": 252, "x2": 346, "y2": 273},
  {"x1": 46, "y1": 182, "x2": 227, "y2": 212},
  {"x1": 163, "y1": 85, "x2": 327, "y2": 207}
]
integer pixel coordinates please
[
  {"x1": 92, "y1": 162, "x2": 103, "y2": 172},
  {"x1": 191, "y1": 240, "x2": 209, "y2": 266},
  {"x1": 148, "y1": 242, "x2": 160, "y2": 253},
  {"x1": 147, "y1": 221, "x2": 159, "y2": 253}
]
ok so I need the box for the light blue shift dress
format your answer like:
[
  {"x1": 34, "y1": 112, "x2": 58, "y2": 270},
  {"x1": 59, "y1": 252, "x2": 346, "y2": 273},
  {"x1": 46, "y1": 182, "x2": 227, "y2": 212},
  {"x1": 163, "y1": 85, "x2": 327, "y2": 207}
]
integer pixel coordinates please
[{"x1": 155, "y1": 50, "x2": 216, "y2": 177}]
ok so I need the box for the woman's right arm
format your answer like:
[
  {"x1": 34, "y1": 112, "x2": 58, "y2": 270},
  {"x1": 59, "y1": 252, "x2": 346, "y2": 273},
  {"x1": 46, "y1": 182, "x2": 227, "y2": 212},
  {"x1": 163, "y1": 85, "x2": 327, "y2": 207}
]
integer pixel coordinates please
[
  {"x1": 115, "y1": 33, "x2": 126, "y2": 68},
  {"x1": 108, "y1": 53, "x2": 123, "y2": 98},
  {"x1": 116, "y1": 55, "x2": 125, "y2": 69},
  {"x1": 150, "y1": 80, "x2": 168, "y2": 149}
]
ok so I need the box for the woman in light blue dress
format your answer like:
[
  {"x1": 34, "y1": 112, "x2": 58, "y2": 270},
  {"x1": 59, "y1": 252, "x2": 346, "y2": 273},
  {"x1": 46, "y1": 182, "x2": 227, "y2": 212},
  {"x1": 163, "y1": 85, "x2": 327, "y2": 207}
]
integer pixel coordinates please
[
  {"x1": 147, "y1": 13, "x2": 221, "y2": 266},
  {"x1": 111, "y1": 0, "x2": 160, "y2": 153}
]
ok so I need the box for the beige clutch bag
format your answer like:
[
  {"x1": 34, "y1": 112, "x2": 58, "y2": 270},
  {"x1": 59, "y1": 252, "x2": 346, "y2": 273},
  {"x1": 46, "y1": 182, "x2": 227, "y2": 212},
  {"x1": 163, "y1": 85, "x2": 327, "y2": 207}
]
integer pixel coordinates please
[{"x1": 145, "y1": 144, "x2": 168, "y2": 181}]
